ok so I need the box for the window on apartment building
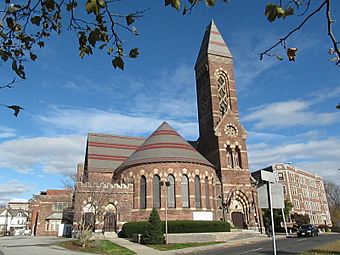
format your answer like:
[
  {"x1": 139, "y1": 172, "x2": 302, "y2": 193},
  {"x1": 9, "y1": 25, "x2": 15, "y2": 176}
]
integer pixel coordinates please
[
  {"x1": 283, "y1": 185, "x2": 287, "y2": 195},
  {"x1": 53, "y1": 202, "x2": 68, "y2": 211},
  {"x1": 292, "y1": 186, "x2": 297, "y2": 195},
  {"x1": 278, "y1": 172, "x2": 284, "y2": 181},
  {"x1": 293, "y1": 199, "x2": 300, "y2": 209},
  {"x1": 299, "y1": 194, "x2": 303, "y2": 202}
]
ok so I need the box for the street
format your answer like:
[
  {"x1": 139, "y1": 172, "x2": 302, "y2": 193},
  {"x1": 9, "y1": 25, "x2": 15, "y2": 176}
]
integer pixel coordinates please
[
  {"x1": 0, "y1": 236, "x2": 93, "y2": 255},
  {"x1": 189, "y1": 233, "x2": 340, "y2": 255}
]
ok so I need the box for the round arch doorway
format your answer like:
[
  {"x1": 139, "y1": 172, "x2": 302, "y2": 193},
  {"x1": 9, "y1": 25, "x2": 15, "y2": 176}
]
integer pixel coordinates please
[{"x1": 103, "y1": 204, "x2": 117, "y2": 233}]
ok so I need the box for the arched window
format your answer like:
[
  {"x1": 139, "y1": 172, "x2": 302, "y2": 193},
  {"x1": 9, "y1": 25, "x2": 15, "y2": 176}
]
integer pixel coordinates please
[
  {"x1": 167, "y1": 175, "x2": 176, "y2": 208},
  {"x1": 235, "y1": 147, "x2": 242, "y2": 168},
  {"x1": 226, "y1": 146, "x2": 234, "y2": 168},
  {"x1": 181, "y1": 175, "x2": 189, "y2": 208},
  {"x1": 205, "y1": 176, "x2": 210, "y2": 209},
  {"x1": 140, "y1": 176, "x2": 146, "y2": 209},
  {"x1": 195, "y1": 175, "x2": 201, "y2": 208},
  {"x1": 153, "y1": 175, "x2": 161, "y2": 208}
]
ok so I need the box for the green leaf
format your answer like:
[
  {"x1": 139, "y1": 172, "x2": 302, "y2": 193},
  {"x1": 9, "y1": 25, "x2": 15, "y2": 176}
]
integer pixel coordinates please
[
  {"x1": 85, "y1": 0, "x2": 99, "y2": 14},
  {"x1": 107, "y1": 47, "x2": 113, "y2": 55},
  {"x1": 44, "y1": 0, "x2": 55, "y2": 11},
  {"x1": 98, "y1": 0, "x2": 105, "y2": 8},
  {"x1": 132, "y1": 26, "x2": 139, "y2": 36},
  {"x1": 205, "y1": 0, "x2": 215, "y2": 7},
  {"x1": 275, "y1": 6, "x2": 285, "y2": 17},
  {"x1": 112, "y1": 56, "x2": 124, "y2": 70},
  {"x1": 30, "y1": 52, "x2": 37, "y2": 61},
  {"x1": 31, "y1": 16, "x2": 42, "y2": 26},
  {"x1": 164, "y1": 0, "x2": 172, "y2": 6},
  {"x1": 37, "y1": 41, "x2": 45, "y2": 48},
  {"x1": 88, "y1": 29, "x2": 100, "y2": 47},
  {"x1": 171, "y1": 0, "x2": 180, "y2": 10},
  {"x1": 6, "y1": 17, "x2": 14, "y2": 29},
  {"x1": 11, "y1": 60, "x2": 26, "y2": 79},
  {"x1": 265, "y1": 4, "x2": 277, "y2": 22},
  {"x1": 126, "y1": 14, "x2": 134, "y2": 26},
  {"x1": 129, "y1": 48, "x2": 139, "y2": 58}
]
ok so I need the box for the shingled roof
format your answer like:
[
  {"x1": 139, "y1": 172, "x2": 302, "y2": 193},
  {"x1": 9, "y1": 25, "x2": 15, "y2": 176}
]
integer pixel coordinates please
[
  {"x1": 195, "y1": 20, "x2": 232, "y2": 67},
  {"x1": 116, "y1": 122, "x2": 213, "y2": 171},
  {"x1": 86, "y1": 133, "x2": 145, "y2": 172}
]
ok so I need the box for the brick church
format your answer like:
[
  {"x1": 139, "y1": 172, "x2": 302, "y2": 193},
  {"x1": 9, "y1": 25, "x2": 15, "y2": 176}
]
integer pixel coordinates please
[{"x1": 73, "y1": 21, "x2": 261, "y2": 234}]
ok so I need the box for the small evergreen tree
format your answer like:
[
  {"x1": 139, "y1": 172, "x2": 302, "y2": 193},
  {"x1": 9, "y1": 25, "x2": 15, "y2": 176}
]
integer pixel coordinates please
[{"x1": 142, "y1": 208, "x2": 164, "y2": 244}]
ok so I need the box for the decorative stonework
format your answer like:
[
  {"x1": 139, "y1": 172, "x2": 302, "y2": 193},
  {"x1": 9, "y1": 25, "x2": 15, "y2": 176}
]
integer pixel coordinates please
[{"x1": 224, "y1": 123, "x2": 238, "y2": 137}]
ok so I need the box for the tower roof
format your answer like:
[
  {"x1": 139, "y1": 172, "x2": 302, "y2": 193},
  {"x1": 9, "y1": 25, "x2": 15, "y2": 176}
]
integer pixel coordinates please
[
  {"x1": 195, "y1": 20, "x2": 232, "y2": 67},
  {"x1": 116, "y1": 122, "x2": 213, "y2": 170}
]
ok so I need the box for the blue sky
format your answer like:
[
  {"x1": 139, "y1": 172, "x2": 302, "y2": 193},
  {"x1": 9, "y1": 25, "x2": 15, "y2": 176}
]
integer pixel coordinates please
[{"x1": 0, "y1": 0, "x2": 339, "y2": 204}]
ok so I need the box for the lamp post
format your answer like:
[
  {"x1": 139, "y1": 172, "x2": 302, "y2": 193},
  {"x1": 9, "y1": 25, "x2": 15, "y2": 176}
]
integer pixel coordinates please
[{"x1": 160, "y1": 180, "x2": 171, "y2": 244}]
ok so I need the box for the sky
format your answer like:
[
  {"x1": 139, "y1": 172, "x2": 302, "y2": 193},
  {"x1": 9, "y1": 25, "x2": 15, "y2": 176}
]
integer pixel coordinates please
[{"x1": 0, "y1": 0, "x2": 339, "y2": 204}]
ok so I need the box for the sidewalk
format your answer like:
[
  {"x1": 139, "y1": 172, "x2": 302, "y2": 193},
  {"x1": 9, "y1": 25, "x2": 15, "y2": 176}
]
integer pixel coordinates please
[{"x1": 110, "y1": 235, "x2": 280, "y2": 255}]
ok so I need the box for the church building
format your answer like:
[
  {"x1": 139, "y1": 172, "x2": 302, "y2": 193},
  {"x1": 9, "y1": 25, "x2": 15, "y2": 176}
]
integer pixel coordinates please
[{"x1": 73, "y1": 21, "x2": 261, "y2": 234}]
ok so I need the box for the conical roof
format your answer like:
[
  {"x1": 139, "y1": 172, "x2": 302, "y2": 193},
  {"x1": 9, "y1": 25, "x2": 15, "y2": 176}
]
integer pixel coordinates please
[
  {"x1": 116, "y1": 122, "x2": 213, "y2": 170},
  {"x1": 195, "y1": 20, "x2": 232, "y2": 67}
]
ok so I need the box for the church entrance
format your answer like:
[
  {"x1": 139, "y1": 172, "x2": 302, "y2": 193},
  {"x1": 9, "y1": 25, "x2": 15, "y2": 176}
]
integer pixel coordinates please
[
  {"x1": 104, "y1": 212, "x2": 116, "y2": 232},
  {"x1": 83, "y1": 212, "x2": 95, "y2": 231},
  {"x1": 232, "y1": 212, "x2": 246, "y2": 229}
]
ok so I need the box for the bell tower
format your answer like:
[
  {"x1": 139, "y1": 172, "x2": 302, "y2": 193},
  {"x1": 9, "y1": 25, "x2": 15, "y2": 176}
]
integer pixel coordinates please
[{"x1": 195, "y1": 21, "x2": 258, "y2": 229}]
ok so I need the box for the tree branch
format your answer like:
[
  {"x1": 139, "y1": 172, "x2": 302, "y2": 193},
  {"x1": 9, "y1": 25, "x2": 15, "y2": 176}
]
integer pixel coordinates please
[
  {"x1": 259, "y1": 0, "x2": 327, "y2": 60},
  {"x1": 325, "y1": 0, "x2": 340, "y2": 66}
]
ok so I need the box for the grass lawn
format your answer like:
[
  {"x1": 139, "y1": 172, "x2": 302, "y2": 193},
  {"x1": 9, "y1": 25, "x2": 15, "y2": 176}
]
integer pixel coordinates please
[
  {"x1": 58, "y1": 240, "x2": 136, "y2": 255},
  {"x1": 301, "y1": 239, "x2": 340, "y2": 255},
  {"x1": 148, "y1": 242, "x2": 223, "y2": 251}
]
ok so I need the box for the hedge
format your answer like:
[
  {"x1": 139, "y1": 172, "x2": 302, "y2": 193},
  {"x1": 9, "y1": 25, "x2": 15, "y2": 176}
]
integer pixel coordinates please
[{"x1": 119, "y1": 220, "x2": 231, "y2": 238}]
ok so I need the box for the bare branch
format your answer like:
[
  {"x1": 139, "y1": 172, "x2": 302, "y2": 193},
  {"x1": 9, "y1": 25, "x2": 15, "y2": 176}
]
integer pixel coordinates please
[
  {"x1": 259, "y1": 1, "x2": 327, "y2": 61},
  {"x1": 325, "y1": 0, "x2": 340, "y2": 66}
]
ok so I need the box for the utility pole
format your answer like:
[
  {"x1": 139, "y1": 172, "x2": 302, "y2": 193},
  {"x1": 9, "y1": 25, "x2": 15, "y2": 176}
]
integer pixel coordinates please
[{"x1": 160, "y1": 180, "x2": 171, "y2": 244}]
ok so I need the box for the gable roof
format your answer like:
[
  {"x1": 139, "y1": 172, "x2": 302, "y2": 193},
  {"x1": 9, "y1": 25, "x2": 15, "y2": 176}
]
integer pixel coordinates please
[
  {"x1": 116, "y1": 122, "x2": 213, "y2": 171},
  {"x1": 195, "y1": 20, "x2": 232, "y2": 67},
  {"x1": 86, "y1": 133, "x2": 145, "y2": 172}
]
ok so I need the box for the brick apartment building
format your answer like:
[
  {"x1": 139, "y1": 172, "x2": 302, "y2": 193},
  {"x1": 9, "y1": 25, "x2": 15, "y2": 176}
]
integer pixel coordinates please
[
  {"x1": 73, "y1": 20, "x2": 261, "y2": 234},
  {"x1": 257, "y1": 163, "x2": 332, "y2": 226},
  {"x1": 30, "y1": 189, "x2": 73, "y2": 236}
]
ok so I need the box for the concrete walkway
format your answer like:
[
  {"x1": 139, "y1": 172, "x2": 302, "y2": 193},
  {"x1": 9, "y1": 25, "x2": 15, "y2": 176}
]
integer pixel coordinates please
[{"x1": 110, "y1": 235, "x2": 276, "y2": 255}]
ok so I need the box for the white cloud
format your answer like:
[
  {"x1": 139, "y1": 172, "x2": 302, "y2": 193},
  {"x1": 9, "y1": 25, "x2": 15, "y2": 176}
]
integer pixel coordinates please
[
  {"x1": 0, "y1": 180, "x2": 32, "y2": 205},
  {"x1": 0, "y1": 135, "x2": 85, "y2": 175},
  {"x1": 37, "y1": 106, "x2": 199, "y2": 139},
  {"x1": 244, "y1": 100, "x2": 339, "y2": 129},
  {"x1": 248, "y1": 138, "x2": 340, "y2": 185},
  {"x1": 0, "y1": 126, "x2": 16, "y2": 139}
]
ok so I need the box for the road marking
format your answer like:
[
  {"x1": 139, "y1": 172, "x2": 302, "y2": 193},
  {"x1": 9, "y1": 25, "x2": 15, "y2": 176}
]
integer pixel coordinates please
[
  {"x1": 242, "y1": 247, "x2": 263, "y2": 254},
  {"x1": 297, "y1": 238, "x2": 308, "y2": 242}
]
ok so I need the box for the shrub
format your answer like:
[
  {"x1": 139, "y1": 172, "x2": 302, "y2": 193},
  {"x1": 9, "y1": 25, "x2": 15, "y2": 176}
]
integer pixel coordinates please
[
  {"x1": 317, "y1": 224, "x2": 330, "y2": 232},
  {"x1": 119, "y1": 221, "x2": 149, "y2": 238},
  {"x1": 142, "y1": 208, "x2": 164, "y2": 245},
  {"x1": 119, "y1": 219, "x2": 231, "y2": 238},
  {"x1": 167, "y1": 220, "x2": 231, "y2": 233}
]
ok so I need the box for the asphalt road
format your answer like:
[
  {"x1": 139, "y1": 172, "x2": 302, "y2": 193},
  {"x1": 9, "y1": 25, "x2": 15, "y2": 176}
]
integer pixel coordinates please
[
  {"x1": 0, "y1": 236, "x2": 94, "y2": 255},
  {"x1": 189, "y1": 233, "x2": 340, "y2": 255}
]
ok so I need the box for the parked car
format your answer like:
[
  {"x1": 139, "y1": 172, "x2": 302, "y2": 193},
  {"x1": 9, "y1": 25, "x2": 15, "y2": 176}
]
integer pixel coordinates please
[{"x1": 297, "y1": 224, "x2": 319, "y2": 237}]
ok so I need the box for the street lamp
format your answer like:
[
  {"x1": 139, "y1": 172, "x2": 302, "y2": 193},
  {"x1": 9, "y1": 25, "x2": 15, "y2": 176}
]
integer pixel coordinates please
[{"x1": 160, "y1": 180, "x2": 171, "y2": 244}]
